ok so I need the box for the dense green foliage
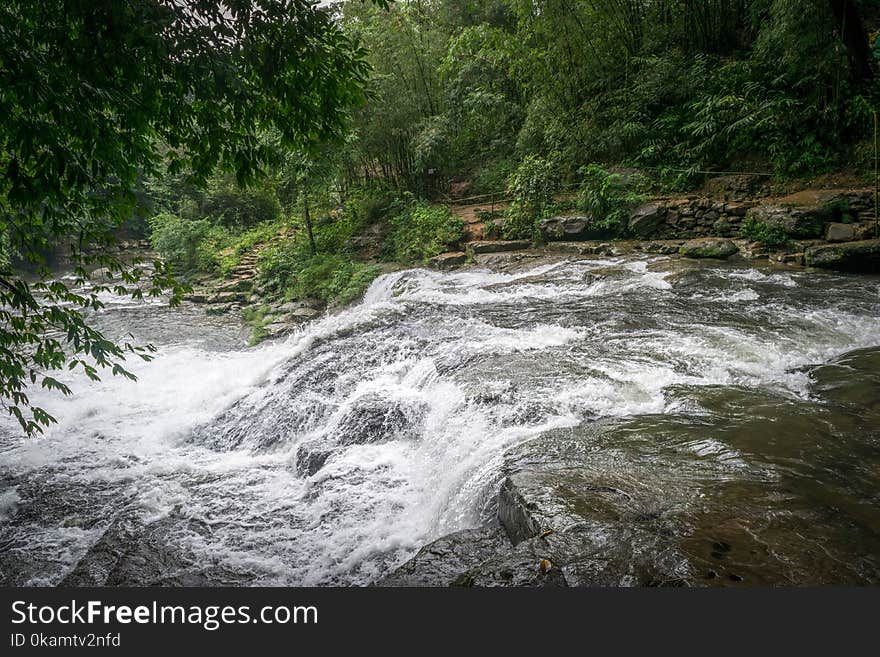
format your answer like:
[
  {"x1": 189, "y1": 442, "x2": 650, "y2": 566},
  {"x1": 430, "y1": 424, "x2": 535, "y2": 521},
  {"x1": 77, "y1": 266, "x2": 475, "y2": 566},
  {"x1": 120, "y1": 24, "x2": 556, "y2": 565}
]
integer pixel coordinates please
[
  {"x1": 259, "y1": 248, "x2": 382, "y2": 306},
  {"x1": 386, "y1": 199, "x2": 464, "y2": 262},
  {"x1": 501, "y1": 155, "x2": 561, "y2": 239},
  {"x1": 739, "y1": 217, "x2": 791, "y2": 247},
  {"x1": 576, "y1": 166, "x2": 650, "y2": 235},
  {"x1": 336, "y1": 0, "x2": 878, "y2": 194},
  {"x1": 0, "y1": 0, "x2": 374, "y2": 434}
]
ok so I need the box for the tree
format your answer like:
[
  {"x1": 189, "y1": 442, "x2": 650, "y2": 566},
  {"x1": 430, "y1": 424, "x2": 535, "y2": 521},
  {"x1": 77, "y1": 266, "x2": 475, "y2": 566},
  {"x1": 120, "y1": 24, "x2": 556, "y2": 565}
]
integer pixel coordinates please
[{"x1": 0, "y1": 0, "x2": 376, "y2": 435}]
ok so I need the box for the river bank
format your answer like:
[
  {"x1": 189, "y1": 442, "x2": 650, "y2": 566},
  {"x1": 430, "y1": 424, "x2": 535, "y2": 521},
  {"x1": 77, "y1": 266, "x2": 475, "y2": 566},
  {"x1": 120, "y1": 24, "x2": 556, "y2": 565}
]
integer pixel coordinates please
[{"x1": 171, "y1": 178, "x2": 880, "y2": 347}]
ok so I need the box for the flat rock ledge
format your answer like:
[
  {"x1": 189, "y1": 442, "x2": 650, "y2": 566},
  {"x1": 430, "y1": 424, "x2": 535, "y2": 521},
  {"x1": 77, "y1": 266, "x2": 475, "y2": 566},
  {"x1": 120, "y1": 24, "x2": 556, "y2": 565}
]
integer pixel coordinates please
[
  {"x1": 466, "y1": 240, "x2": 531, "y2": 254},
  {"x1": 378, "y1": 467, "x2": 688, "y2": 588},
  {"x1": 805, "y1": 239, "x2": 880, "y2": 273}
]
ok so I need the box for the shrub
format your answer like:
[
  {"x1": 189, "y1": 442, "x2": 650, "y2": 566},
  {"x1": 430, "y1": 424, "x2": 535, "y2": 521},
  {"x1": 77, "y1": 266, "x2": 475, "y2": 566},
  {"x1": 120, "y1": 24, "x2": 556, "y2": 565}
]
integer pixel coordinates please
[
  {"x1": 201, "y1": 177, "x2": 282, "y2": 228},
  {"x1": 502, "y1": 155, "x2": 560, "y2": 240},
  {"x1": 148, "y1": 213, "x2": 216, "y2": 274},
  {"x1": 386, "y1": 199, "x2": 464, "y2": 263},
  {"x1": 576, "y1": 165, "x2": 649, "y2": 235},
  {"x1": 739, "y1": 217, "x2": 789, "y2": 247},
  {"x1": 344, "y1": 184, "x2": 397, "y2": 226},
  {"x1": 258, "y1": 246, "x2": 381, "y2": 306}
]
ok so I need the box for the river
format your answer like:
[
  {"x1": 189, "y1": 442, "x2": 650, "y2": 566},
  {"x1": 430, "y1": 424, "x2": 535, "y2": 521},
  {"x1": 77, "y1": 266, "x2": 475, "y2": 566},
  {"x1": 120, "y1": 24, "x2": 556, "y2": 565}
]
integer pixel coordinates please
[{"x1": 1, "y1": 254, "x2": 879, "y2": 585}]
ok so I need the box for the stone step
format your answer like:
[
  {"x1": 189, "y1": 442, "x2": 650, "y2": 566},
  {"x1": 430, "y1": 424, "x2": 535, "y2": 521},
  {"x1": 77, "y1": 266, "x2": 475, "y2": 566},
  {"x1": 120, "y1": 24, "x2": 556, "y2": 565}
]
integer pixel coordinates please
[{"x1": 465, "y1": 240, "x2": 531, "y2": 254}]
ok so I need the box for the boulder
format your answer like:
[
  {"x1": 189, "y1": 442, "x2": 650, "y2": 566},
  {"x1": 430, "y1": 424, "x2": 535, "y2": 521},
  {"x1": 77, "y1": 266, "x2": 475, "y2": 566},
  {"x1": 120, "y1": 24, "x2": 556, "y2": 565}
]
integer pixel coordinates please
[
  {"x1": 295, "y1": 442, "x2": 332, "y2": 477},
  {"x1": 60, "y1": 515, "x2": 241, "y2": 586},
  {"x1": 745, "y1": 204, "x2": 823, "y2": 238},
  {"x1": 627, "y1": 203, "x2": 666, "y2": 237},
  {"x1": 466, "y1": 240, "x2": 531, "y2": 254},
  {"x1": 429, "y1": 252, "x2": 467, "y2": 270},
  {"x1": 539, "y1": 215, "x2": 591, "y2": 241},
  {"x1": 90, "y1": 267, "x2": 113, "y2": 280},
  {"x1": 805, "y1": 239, "x2": 880, "y2": 273},
  {"x1": 679, "y1": 238, "x2": 739, "y2": 259},
  {"x1": 825, "y1": 222, "x2": 856, "y2": 243}
]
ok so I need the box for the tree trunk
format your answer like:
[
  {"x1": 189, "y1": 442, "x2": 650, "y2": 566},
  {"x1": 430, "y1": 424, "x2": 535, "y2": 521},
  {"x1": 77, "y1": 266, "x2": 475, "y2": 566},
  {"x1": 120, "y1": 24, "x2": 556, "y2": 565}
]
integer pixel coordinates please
[{"x1": 303, "y1": 196, "x2": 316, "y2": 256}]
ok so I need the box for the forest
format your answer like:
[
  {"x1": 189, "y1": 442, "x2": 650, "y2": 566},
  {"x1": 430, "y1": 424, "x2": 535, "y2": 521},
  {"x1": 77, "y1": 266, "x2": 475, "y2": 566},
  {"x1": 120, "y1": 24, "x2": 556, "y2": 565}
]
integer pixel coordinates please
[{"x1": 144, "y1": 0, "x2": 880, "y2": 308}]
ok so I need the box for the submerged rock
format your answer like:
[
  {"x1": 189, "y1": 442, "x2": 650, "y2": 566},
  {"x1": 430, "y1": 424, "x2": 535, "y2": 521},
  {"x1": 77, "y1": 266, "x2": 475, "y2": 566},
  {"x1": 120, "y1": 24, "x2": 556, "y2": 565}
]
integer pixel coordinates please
[
  {"x1": 60, "y1": 515, "x2": 242, "y2": 586},
  {"x1": 679, "y1": 238, "x2": 739, "y2": 259},
  {"x1": 805, "y1": 239, "x2": 880, "y2": 272}
]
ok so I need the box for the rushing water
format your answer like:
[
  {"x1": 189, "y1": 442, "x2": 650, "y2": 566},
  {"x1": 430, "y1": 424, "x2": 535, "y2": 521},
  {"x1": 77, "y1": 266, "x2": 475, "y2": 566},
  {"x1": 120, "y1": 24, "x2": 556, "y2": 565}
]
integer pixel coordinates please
[{"x1": 1, "y1": 255, "x2": 879, "y2": 586}]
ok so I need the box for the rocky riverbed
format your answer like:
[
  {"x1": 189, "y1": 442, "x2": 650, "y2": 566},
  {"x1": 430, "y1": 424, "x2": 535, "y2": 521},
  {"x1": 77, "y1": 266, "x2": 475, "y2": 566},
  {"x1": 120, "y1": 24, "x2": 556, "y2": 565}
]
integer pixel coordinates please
[{"x1": 1, "y1": 252, "x2": 879, "y2": 586}]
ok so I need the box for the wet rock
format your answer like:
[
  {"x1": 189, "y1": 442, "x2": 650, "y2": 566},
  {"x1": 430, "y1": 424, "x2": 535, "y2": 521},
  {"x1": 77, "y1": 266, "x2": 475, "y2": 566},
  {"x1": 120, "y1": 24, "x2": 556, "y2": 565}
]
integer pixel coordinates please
[
  {"x1": 679, "y1": 238, "x2": 739, "y2": 259},
  {"x1": 471, "y1": 252, "x2": 545, "y2": 271},
  {"x1": 466, "y1": 240, "x2": 531, "y2": 254},
  {"x1": 545, "y1": 242, "x2": 593, "y2": 255},
  {"x1": 641, "y1": 240, "x2": 683, "y2": 255},
  {"x1": 295, "y1": 443, "x2": 332, "y2": 477},
  {"x1": 825, "y1": 222, "x2": 856, "y2": 243},
  {"x1": 378, "y1": 525, "x2": 513, "y2": 587},
  {"x1": 539, "y1": 215, "x2": 592, "y2": 241},
  {"x1": 90, "y1": 267, "x2": 113, "y2": 280},
  {"x1": 453, "y1": 524, "x2": 686, "y2": 587},
  {"x1": 58, "y1": 515, "x2": 142, "y2": 586},
  {"x1": 745, "y1": 204, "x2": 823, "y2": 238},
  {"x1": 805, "y1": 239, "x2": 880, "y2": 273},
  {"x1": 335, "y1": 395, "x2": 427, "y2": 446},
  {"x1": 808, "y1": 347, "x2": 880, "y2": 421},
  {"x1": 452, "y1": 534, "x2": 570, "y2": 587},
  {"x1": 627, "y1": 203, "x2": 666, "y2": 237},
  {"x1": 429, "y1": 252, "x2": 467, "y2": 270},
  {"x1": 60, "y1": 515, "x2": 235, "y2": 586}
]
